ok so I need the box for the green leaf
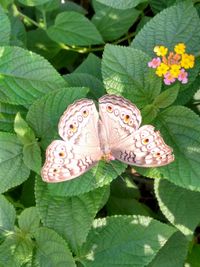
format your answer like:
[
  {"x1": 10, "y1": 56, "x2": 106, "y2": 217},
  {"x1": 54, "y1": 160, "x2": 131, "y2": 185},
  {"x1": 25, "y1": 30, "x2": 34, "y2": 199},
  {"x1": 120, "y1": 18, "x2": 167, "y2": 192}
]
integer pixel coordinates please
[
  {"x1": 9, "y1": 15, "x2": 26, "y2": 47},
  {"x1": 23, "y1": 142, "x2": 42, "y2": 174},
  {"x1": 74, "y1": 53, "x2": 102, "y2": 80},
  {"x1": 18, "y1": 0, "x2": 50, "y2": 6},
  {"x1": 79, "y1": 215, "x2": 175, "y2": 267},
  {"x1": 0, "y1": 102, "x2": 26, "y2": 132},
  {"x1": 47, "y1": 160, "x2": 126, "y2": 197},
  {"x1": 149, "y1": 0, "x2": 176, "y2": 14},
  {"x1": 27, "y1": 87, "x2": 88, "y2": 149},
  {"x1": 0, "y1": 232, "x2": 33, "y2": 267},
  {"x1": 0, "y1": 132, "x2": 30, "y2": 194},
  {"x1": 174, "y1": 75, "x2": 200, "y2": 105},
  {"x1": 102, "y1": 44, "x2": 161, "y2": 108},
  {"x1": 132, "y1": 1, "x2": 200, "y2": 56},
  {"x1": 0, "y1": 46, "x2": 66, "y2": 106},
  {"x1": 106, "y1": 176, "x2": 151, "y2": 216},
  {"x1": 33, "y1": 227, "x2": 76, "y2": 267},
  {"x1": 0, "y1": 0, "x2": 13, "y2": 10},
  {"x1": 35, "y1": 176, "x2": 109, "y2": 253},
  {"x1": 148, "y1": 231, "x2": 189, "y2": 267},
  {"x1": 14, "y1": 113, "x2": 35, "y2": 145},
  {"x1": 92, "y1": 5, "x2": 140, "y2": 41},
  {"x1": 141, "y1": 104, "x2": 158, "y2": 124},
  {"x1": 14, "y1": 113, "x2": 42, "y2": 174},
  {"x1": 153, "y1": 84, "x2": 179, "y2": 108},
  {"x1": 0, "y1": 195, "x2": 16, "y2": 231},
  {"x1": 153, "y1": 106, "x2": 200, "y2": 191},
  {"x1": 95, "y1": 0, "x2": 146, "y2": 9},
  {"x1": 0, "y1": 5, "x2": 11, "y2": 45},
  {"x1": 18, "y1": 207, "x2": 40, "y2": 234},
  {"x1": 27, "y1": 29, "x2": 60, "y2": 60},
  {"x1": 63, "y1": 73, "x2": 105, "y2": 99},
  {"x1": 186, "y1": 244, "x2": 200, "y2": 267},
  {"x1": 47, "y1": 11, "x2": 103, "y2": 46},
  {"x1": 154, "y1": 179, "x2": 200, "y2": 236}
]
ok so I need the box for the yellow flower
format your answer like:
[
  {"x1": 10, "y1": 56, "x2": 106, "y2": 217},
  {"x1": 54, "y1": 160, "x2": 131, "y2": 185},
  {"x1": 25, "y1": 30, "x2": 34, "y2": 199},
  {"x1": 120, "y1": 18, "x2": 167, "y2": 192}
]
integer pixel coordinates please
[
  {"x1": 169, "y1": 64, "x2": 181, "y2": 78},
  {"x1": 181, "y1": 53, "x2": 195, "y2": 69},
  {"x1": 154, "y1": 45, "x2": 168, "y2": 56},
  {"x1": 174, "y1": 43, "x2": 186, "y2": 55},
  {"x1": 155, "y1": 63, "x2": 169, "y2": 77}
]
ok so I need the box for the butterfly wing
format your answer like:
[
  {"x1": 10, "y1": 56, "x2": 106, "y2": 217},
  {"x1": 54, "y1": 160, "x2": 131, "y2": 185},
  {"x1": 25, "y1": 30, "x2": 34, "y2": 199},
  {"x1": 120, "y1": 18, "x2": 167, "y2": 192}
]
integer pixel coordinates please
[
  {"x1": 99, "y1": 94, "x2": 141, "y2": 146},
  {"x1": 41, "y1": 99, "x2": 102, "y2": 182},
  {"x1": 99, "y1": 94, "x2": 174, "y2": 167},
  {"x1": 111, "y1": 125, "x2": 174, "y2": 167},
  {"x1": 59, "y1": 98, "x2": 100, "y2": 148},
  {"x1": 42, "y1": 140, "x2": 102, "y2": 182}
]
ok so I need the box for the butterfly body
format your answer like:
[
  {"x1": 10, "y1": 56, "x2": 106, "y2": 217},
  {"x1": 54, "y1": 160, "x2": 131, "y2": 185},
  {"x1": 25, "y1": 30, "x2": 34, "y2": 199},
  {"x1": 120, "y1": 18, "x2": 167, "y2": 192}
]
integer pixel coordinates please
[{"x1": 42, "y1": 95, "x2": 174, "y2": 182}]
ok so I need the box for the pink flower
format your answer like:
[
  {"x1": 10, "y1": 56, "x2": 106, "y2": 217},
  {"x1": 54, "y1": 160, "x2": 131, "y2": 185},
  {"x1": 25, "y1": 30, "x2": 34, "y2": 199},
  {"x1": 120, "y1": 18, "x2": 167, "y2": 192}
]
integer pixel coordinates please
[
  {"x1": 178, "y1": 68, "x2": 188, "y2": 84},
  {"x1": 148, "y1": 57, "x2": 161, "y2": 68},
  {"x1": 164, "y1": 71, "x2": 176, "y2": 85}
]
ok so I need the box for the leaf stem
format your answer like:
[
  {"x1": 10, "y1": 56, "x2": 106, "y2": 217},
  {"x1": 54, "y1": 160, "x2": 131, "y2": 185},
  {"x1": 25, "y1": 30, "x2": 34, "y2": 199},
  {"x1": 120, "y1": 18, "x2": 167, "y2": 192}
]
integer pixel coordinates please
[{"x1": 17, "y1": 10, "x2": 44, "y2": 29}]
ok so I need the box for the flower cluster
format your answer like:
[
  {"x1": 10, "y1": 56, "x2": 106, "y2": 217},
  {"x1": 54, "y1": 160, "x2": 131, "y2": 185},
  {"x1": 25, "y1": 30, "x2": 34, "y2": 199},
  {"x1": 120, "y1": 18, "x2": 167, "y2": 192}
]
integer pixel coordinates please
[{"x1": 148, "y1": 43, "x2": 195, "y2": 85}]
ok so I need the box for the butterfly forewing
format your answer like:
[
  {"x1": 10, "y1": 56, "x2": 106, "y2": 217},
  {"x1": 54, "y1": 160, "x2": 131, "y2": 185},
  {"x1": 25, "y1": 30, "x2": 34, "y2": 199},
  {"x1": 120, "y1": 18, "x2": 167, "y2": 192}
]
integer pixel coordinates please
[
  {"x1": 41, "y1": 99, "x2": 102, "y2": 182},
  {"x1": 58, "y1": 99, "x2": 100, "y2": 148},
  {"x1": 99, "y1": 95, "x2": 142, "y2": 146}
]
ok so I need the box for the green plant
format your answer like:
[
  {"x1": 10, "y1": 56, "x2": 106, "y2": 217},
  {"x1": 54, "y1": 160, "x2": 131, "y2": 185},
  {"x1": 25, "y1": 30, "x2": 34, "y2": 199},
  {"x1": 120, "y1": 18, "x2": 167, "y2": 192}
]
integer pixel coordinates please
[{"x1": 0, "y1": 0, "x2": 200, "y2": 266}]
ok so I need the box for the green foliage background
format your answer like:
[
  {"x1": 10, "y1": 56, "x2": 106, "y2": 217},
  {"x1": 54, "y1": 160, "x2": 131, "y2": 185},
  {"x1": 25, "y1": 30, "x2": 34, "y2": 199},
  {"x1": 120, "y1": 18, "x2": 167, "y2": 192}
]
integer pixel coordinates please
[{"x1": 0, "y1": 0, "x2": 200, "y2": 266}]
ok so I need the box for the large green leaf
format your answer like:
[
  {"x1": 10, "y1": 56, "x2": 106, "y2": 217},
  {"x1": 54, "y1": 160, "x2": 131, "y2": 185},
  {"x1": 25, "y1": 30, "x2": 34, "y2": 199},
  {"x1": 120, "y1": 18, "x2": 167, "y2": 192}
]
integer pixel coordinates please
[
  {"x1": 18, "y1": 0, "x2": 49, "y2": 6},
  {"x1": 0, "y1": 5, "x2": 11, "y2": 46},
  {"x1": 186, "y1": 244, "x2": 200, "y2": 267},
  {"x1": 153, "y1": 85, "x2": 179, "y2": 109},
  {"x1": 154, "y1": 179, "x2": 200, "y2": 236},
  {"x1": 18, "y1": 207, "x2": 40, "y2": 235},
  {"x1": 47, "y1": 11, "x2": 103, "y2": 46},
  {"x1": 74, "y1": 53, "x2": 102, "y2": 80},
  {"x1": 79, "y1": 215, "x2": 175, "y2": 267},
  {"x1": 95, "y1": 0, "x2": 146, "y2": 9},
  {"x1": 92, "y1": 4, "x2": 140, "y2": 41},
  {"x1": 154, "y1": 106, "x2": 200, "y2": 191},
  {"x1": 132, "y1": 1, "x2": 200, "y2": 56},
  {"x1": 135, "y1": 106, "x2": 200, "y2": 191},
  {"x1": 14, "y1": 113, "x2": 41, "y2": 174},
  {"x1": 0, "y1": 46, "x2": 66, "y2": 106},
  {"x1": 0, "y1": 102, "x2": 26, "y2": 132},
  {"x1": 148, "y1": 231, "x2": 189, "y2": 267},
  {"x1": 35, "y1": 176, "x2": 109, "y2": 253},
  {"x1": 9, "y1": 15, "x2": 26, "y2": 47},
  {"x1": 26, "y1": 87, "x2": 88, "y2": 149},
  {"x1": 33, "y1": 227, "x2": 76, "y2": 267},
  {"x1": 0, "y1": 232, "x2": 33, "y2": 267},
  {"x1": 102, "y1": 44, "x2": 161, "y2": 108},
  {"x1": 63, "y1": 73, "x2": 105, "y2": 99},
  {"x1": 0, "y1": 195, "x2": 16, "y2": 232},
  {"x1": 106, "y1": 176, "x2": 151, "y2": 216},
  {"x1": 27, "y1": 29, "x2": 60, "y2": 60},
  {"x1": 47, "y1": 160, "x2": 126, "y2": 197},
  {"x1": 149, "y1": 0, "x2": 176, "y2": 13},
  {"x1": 0, "y1": 132, "x2": 30, "y2": 193}
]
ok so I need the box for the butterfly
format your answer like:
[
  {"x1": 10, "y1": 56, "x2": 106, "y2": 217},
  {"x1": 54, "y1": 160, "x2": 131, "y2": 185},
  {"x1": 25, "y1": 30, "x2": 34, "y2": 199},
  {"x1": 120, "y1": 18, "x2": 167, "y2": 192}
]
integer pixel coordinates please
[{"x1": 41, "y1": 94, "x2": 174, "y2": 182}]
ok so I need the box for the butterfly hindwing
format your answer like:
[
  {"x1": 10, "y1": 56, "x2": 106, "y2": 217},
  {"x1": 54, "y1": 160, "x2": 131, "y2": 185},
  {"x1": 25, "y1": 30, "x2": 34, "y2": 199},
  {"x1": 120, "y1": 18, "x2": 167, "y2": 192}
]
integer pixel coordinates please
[
  {"x1": 111, "y1": 125, "x2": 174, "y2": 167},
  {"x1": 41, "y1": 140, "x2": 101, "y2": 182}
]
